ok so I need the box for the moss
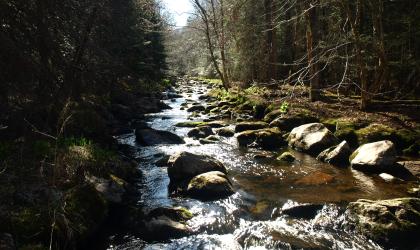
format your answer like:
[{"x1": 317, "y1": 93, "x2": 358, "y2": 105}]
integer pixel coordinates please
[
  {"x1": 335, "y1": 121, "x2": 359, "y2": 148},
  {"x1": 263, "y1": 109, "x2": 284, "y2": 122},
  {"x1": 355, "y1": 124, "x2": 419, "y2": 152},
  {"x1": 349, "y1": 148, "x2": 359, "y2": 162},
  {"x1": 63, "y1": 185, "x2": 108, "y2": 241},
  {"x1": 110, "y1": 174, "x2": 126, "y2": 187},
  {"x1": 355, "y1": 124, "x2": 395, "y2": 145},
  {"x1": 277, "y1": 152, "x2": 296, "y2": 162},
  {"x1": 175, "y1": 121, "x2": 207, "y2": 128},
  {"x1": 321, "y1": 118, "x2": 338, "y2": 132}
]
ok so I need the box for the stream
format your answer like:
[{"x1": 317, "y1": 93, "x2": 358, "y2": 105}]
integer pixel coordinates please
[{"x1": 107, "y1": 81, "x2": 414, "y2": 249}]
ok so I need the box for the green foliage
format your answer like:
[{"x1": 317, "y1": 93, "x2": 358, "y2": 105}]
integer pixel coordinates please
[
  {"x1": 59, "y1": 137, "x2": 92, "y2": 148},
  {"x1": 280, "y1": 102, "x2": 290, "y2": 114}
]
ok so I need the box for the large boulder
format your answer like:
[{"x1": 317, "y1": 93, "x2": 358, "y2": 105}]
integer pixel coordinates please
[
  {"x1": 136, "y1": 128, "x2": 185, "y2": 145},
  {"x1": 187, "y1": 171, "x2": 234, "y2": 200},
  {"x1": 187, "y1": 126, "x2": 214, "y2": 139},
  {"x1": 345, "y1": 198, "x2": 420, "y2": 249},
  {"x1": 317, "y1": 141, "x2": 351, "y2": 166},
  {"x1": 167, "y1": 152, "x2": 227, "y2": 183},
  {"x1": 235, "y1": 121, "x2": 269, "y2": 133},
  {"x1": 237, "y1": 128, "x2": 285, "y2": 149},
  {"x1": 288, "y1": 123, "x2": 338, "y2": 155},
  {"x1": 350, "y1": 140, "x2": 397, "y2": 172}
]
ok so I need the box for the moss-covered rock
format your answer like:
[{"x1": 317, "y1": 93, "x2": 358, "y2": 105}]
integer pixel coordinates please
[
  {"x1": 355, "y1": 124, "x2": 419, "y2": 153},
  {"x1": 187, "y1": 126, "x2": 214, "y2": 139},
  {"x1": 63, "y1": 185, "x2": 108, "y2": 242},
  {"x1": 187, "y1": 171, "x2": 234, "y2": 200},
  {"x1": 345, "y1": 198, "x2": 420, "y2": 249},
  {"x1": 268, "y1": 108, "x2": 319, "y2": 131},
  {"x1": 235, "y1": 121, "x2": 269, "y2": 133},
  {"x1": 175, "y1": 121, "x2": 207, "y2": 128},
  {"x1": 288, "y1": 123, "x2": 338, "y2": 156},
  {"x1": 217, "y1": 128, "x2": 235, "y2": 137},
  {"x1": 147, "y1": 207, "x2": 193, "y2": 223},
  {"x1": 277, "y1": 152, "x2": 296, "y2": 162},
  {"x1": 263, "y1": 109, "x2": 285, "y2": 123},
  {"x1": 355, "y1": 124, "x2": 396, "y2": 145},
  {"x1": 237, "y1": 128, "x2": 285, "y2": 149}
]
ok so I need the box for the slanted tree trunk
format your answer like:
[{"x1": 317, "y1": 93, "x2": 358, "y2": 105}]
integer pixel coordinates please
[{"x1": 194, "y1": 0, "x2": 230, "y2": 90}]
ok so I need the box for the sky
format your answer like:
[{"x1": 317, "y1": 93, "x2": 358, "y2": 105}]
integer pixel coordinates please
[{"x1": 162, "y1": 0, "x2": 193, "y2": 27}]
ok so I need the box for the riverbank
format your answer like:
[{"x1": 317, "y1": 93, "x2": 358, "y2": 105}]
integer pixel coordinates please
[{"x1": 0, "y1": 79, "x2": 174, "y2": 249}]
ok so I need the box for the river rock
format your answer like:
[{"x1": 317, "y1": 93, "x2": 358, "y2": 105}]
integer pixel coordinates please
[
  {"x1": 167, "y1": 152, "x2": 227, "y2": 183},
  {"x1": 187, "y1": 171, "x2": 234, "y2": 200},
  {"x1": 277, "y1": 152, "x2": 296, "y2": 162},
  {"x1": 217, "y1": 128, "x2": 235, "y2": 137},
  {"x1": 345, "y1": 198, "x2": 420, "y2": 248},
  {"x1": 136, "y1": 128, "x2": 185, "y2": 145},
  {"x1": 379, "y1": 173, "x2": 401, "y2": 183},
  {"x1": 206, "y1": 121, "x2": 228, "y2": 128},
  {"x1": 236, "y1": 128, "x2": 285, "y2": 149},
  {"x1": 280, "y1": 202, "x2": 324, "y2": 219},
  {"x1": 235, "y1": 121, "x2": 269, "y2": 133},
  {"x1": 199, "y1": 135, "x2": 220, "y2": 144},
  {"x1": 350, "y1": 140, "x2": 397, "y2": 172},
  {"x1": 86, "y1": 175, "x2": 126, "y2": 203},
  {"x1": 147, "y1": 206, "x2": 193, "y2": 223},
  {"x1": 317, "y1": 141, "x2": 351, "y2": 166},
  {"x1": 187, "y1": 105, "x2": 205, "y2": 112},
  {"x1": 187, "y1": 126, "x2": 214, "y2": 139},
  {"x1": 288, "y1": 123, "x2": 338, "y2": 155},
  {"x1": 145, "y1": 215, "x2": 191, "y2": 240}
]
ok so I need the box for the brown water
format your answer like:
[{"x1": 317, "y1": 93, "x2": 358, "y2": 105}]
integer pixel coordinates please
[{"x1": 107, "y1": 82, "x2": 417, "y2": 249}]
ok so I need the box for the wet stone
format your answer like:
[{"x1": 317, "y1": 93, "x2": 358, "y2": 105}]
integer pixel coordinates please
[{"x1": 187, "y1": 126, "x2": 214, "y2": 139}]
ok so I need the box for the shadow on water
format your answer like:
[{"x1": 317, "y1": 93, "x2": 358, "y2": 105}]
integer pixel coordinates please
[{"x1": 106, "y1": 82, "x2": 416, "y2": 249}]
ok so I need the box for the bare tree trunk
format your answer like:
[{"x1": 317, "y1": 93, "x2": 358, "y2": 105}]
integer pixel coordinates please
[
  {"x1": 306, "y1": 1, "x2": 320, "y2": 101},
  {"x1": 369, "y1": 0, "x2": 388, "y2": 93},
  {"x1": 219, "y1": 0, "x2": 230, "y2": 87},
  {"x1": 194, "y1": 0, "x2": 229, "y2": 90},
  {"x1": 264, "y1": 0, "x2": 277, "y2": 81},
  {"x1": 344, "y1": 0, "x2": 369, "y2": 110}
]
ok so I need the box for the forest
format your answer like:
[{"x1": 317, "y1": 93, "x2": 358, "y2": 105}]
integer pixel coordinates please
[{"x1": 0, "y1": 0, "x2": 419, "y2": 249}]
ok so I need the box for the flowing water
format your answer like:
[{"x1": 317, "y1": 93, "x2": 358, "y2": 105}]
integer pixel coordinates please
[{"x1": 107, "y1": 82, "x2": 416, "y2": 250}]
